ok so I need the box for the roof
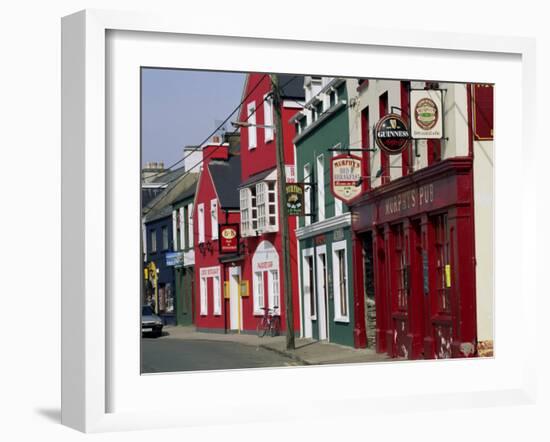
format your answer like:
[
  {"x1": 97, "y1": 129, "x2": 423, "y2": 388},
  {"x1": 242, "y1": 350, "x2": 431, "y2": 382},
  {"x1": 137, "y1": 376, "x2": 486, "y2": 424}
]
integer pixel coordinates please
[
  {"x1": 143, "y1": 171, "x2": 200, "y2": 223},
  {"x1": 172, "y1": 180, "x2": 197, "y2": 206},
  {"x1": 238, "y1": 167, "x2": 276, "y2": 188},
  {"x1": 277, "y1": 74, "x2": 305, "y2": 100},
  {"x1": 208, "y1": 154, "x2": 242, "y2": 209}
]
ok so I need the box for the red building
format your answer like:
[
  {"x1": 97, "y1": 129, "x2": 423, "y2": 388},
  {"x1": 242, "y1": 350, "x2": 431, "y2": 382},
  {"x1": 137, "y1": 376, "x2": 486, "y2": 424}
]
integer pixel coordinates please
[
  {"x1": 192, "y1": 139, "x2": 242, "y2": 332},
  {"x1": 348, "y1": 80, "x2": 494, "y2": 359},
  {"x1": 233, "y1": 73, "x2": 305, "y2": 334}
]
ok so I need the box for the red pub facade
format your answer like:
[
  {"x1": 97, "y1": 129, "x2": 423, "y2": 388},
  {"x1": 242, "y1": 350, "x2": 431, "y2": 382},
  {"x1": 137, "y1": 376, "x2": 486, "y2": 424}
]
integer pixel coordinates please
[{"x1": 348, "y1": 80, "x2": 494, "y2": 359}]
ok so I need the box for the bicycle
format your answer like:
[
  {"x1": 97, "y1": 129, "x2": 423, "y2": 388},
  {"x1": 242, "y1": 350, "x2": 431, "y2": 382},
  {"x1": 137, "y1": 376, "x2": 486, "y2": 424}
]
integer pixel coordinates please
[{"x1": 256, "y1": 306, "x2": 281, "y2": 337}]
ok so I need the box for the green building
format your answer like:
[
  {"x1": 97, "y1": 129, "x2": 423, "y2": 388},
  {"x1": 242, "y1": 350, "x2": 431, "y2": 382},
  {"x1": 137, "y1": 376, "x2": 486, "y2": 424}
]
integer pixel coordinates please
[
  {"x1": 171, "y1": 180, "x2": 198, "y2": 326},
  {"x1": 292, "y1": 77, "x2": 356, "y2": 347}
]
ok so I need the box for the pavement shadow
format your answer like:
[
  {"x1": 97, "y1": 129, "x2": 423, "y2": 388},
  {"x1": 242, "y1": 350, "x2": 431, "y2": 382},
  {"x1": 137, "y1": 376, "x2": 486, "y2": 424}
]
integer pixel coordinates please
[{"x1": 35, "y1": 408, "x2": 61, "y2": 423}]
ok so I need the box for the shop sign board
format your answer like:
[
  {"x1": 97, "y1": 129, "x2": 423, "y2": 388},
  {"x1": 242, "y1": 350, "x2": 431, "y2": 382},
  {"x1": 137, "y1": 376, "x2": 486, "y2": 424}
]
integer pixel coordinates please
[
  {"x1": 374, "y1": 113, "x2": 411, "y2": 154},
  {"x1": 410, "y1": 90, "x2": 443, "y2": 139},
  {"x1": 165, "y1": 251, "x2": 184, "y2": 267},
  {"x1": 285, "y1": 183, "x2": 305, "y2": 216},
  {"x1": 330, "y1": 154, "x2": 362, "y2": 203},
  {"x1": 472, "y1": 84, "x2": 494, "y2": 140},
  {"x1": 218, "y1": 224, "x2": 240, "y2": 254}
]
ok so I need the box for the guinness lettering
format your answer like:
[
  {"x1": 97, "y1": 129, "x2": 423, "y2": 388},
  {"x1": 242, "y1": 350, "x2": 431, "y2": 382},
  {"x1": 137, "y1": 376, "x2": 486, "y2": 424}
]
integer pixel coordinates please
[{"x1": 375, "y1": 113, "x2": 411, "y2": 154}]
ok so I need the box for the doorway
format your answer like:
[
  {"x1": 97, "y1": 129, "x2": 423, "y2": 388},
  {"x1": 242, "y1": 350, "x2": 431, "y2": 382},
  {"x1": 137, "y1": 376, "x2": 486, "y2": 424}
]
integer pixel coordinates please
[
  {"x1": 363, "y1": 232, "x2": 376, "y2": 348},
  {"x1": 229, "y1": 266, "x2": 242, "y2": 331}
]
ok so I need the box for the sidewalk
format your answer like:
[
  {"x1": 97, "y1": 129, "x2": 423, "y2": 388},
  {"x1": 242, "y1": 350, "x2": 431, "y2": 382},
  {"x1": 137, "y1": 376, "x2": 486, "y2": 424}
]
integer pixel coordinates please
[{"x1": 162, "y1": 325, "x2": 390, "y2": 366}]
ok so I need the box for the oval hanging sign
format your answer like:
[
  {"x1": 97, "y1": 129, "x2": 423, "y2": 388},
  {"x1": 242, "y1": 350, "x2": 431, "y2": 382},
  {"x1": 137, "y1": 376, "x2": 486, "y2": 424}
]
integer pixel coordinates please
[
  {"x1": 374, "y1": 113, "x2": 411, "y2": 154},
  {"x1": 330, "y1": 154, "x2": 362, "y2": 204}
]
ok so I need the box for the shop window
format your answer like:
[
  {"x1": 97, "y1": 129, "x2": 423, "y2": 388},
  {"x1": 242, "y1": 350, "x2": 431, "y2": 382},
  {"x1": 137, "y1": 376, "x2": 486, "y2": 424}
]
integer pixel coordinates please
[
  {"x1": 269, "y1": 270, "x2": 280, "y2": 315},
  {"x1": 213, "y1": 276, "x2": 221, "y2": 316},
  {"x1": 200, "y1": 277, "x2": 207, "y2": 315},
  {"x1": 434, "y1": 214, "x2": 451, "y2": 313},
  {"x1": 332, "y1": 242, "x2": 349, "y2": 321},
  {"x1": 306, "y1": 255, "x2": 316, "y2": 319},
  {"x1": 254, "y1": 272, "x2": 265, "y2": 315},
  {"x1": 394, "y1": 224, "x2": 409, "y2": 311}
]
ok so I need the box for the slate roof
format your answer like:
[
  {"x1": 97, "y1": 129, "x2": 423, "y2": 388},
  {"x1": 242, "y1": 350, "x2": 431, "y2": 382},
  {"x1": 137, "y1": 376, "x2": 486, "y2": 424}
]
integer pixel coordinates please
[
  {"x1": 277, "y1": 74, "x2": 306, "y2": 100},
  {"x1": 238, "y1": 166, "x2": 276, "y2": 188},
  {"x1": 208, "y1": 154, "x2": 242, "y2": 209}
]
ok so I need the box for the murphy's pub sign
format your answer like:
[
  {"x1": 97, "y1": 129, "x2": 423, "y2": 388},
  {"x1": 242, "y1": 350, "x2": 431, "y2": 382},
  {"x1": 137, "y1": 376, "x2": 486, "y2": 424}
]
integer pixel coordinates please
[
  {"x1": 285, "y1": 183, "x2": 305, "y2": 216},
  {"x1": 218, "y1": 224, "x2": 240, "y2": 254},
  {"x1": 330, "y1": 154, "x2": 362, "y2": 204}
]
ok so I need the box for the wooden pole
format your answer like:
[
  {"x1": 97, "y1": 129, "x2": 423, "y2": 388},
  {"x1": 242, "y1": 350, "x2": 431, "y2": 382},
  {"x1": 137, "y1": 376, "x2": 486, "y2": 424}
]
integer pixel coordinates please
[{"x1": 270, "y1": 74, "x2": 295, "y2": 350}]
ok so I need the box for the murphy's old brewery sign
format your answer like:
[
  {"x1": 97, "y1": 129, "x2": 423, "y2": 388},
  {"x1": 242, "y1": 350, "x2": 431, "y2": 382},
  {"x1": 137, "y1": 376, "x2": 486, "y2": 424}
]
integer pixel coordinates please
[
  {"x1": 374, "y1": 114, "x2": 411, "y2": 154},
  {"x1": 410, "y1": 90, "x2": 443, "y2": 139},
  {"x1": 219, "y1": 224, "x2": 240, "y2": 254},
  {"x1": 330, "y1": 154, "x2": 362, "y2": 204},
  {"x1": 285, "y1": 183, "x2": 305, "y2": 216}
]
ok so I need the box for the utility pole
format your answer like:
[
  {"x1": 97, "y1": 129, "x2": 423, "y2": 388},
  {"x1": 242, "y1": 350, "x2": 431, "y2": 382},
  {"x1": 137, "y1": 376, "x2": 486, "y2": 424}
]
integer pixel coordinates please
[{"x1": 271, "y1": 74, "x2": 295, "y2": 350}]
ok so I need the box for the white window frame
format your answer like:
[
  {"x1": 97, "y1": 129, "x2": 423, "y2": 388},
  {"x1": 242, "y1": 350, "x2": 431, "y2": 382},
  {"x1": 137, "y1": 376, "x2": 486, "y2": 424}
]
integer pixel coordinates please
[
  {"x1": 333, "y1": 150, "x2": 343, "y2": 216},
  {"x1": 150, "y1": 229, "x2": 156, "y2": 254},
  {"x1": 253, "y1": 271, "x2": 265, "y2": 315},
  {"x1": 172, "y1": 210, "x2": 178, "y2": 252},
  {"x1": 263, "y1": 93, "x2": 274, "y2": 142},
  {"x1": 256, "y1": 181, "x2": 278, "y2": 233},
  {"x1": 240, "y1": 187, "x2": 251, "y2": 236},
  {"x1": 179, "y1": 207, "x2": 185, "y2": 250},
  {"x1": 210, "y1": 198, "x2": 218, "y2": 240},
  {"x1": 187, "y1": 203, "x2": 194, "y2": 248},
  {"x1": 268, "y1": 270, "x2": 280, "y2": 315},
  {"x1": 332, "y1": 240, "x2": 350, "y2": 322},
  {"x1": 303, "y1": 163, "x2": 311, "y2": 226},
  {"x1": 200, "y1": 277, "x2": 207, "y2": 315},
  {"x1": 247, "y1": 101, "x2": 257, "y2": 149},
  {"x1": 213, "y1": 276, "x2": 221, "y2": 316},
  {"x1": 197, "y1": 202, "x2": 205, "y2": 244},
  {"x1": 317, "y1": 154, "x2": 325, "y2": 221}
]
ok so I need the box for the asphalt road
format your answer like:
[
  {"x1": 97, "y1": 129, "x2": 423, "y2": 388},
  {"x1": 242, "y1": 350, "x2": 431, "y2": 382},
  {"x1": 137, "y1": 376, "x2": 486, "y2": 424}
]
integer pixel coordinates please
[{"x1": 141, "y1": 336, "x2": 302, "y2": 373}]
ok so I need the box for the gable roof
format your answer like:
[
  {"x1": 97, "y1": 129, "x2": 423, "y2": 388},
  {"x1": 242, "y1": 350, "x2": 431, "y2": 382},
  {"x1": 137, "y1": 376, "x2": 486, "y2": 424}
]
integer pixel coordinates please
[
  {"x1": 277, "y1": 74, "x2": 305, "y2": 100},
  {"x1": 208, "y1": 154, "x2": 242, "y2": 209}
]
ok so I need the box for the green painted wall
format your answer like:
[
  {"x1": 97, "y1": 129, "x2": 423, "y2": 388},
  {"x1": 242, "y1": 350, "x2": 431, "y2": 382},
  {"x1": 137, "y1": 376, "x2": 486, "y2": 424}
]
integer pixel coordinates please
[{"x1": 296, "y1": 83, "x2": 354, "y2": 347}]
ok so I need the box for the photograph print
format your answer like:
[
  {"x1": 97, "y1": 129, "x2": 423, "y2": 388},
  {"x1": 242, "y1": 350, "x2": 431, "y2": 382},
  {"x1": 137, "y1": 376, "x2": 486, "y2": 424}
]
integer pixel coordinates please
[{"x1": 140, "y1": 69, "x2": 494, "y2": 374}]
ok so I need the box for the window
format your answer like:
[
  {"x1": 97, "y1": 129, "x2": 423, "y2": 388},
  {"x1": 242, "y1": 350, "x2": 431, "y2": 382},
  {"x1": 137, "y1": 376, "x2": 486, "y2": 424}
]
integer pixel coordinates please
[
  {"x1": 332, "y1": 243, "x2": 349, "y2": 321},
  {"x1": 187, "y1": 203, "x2": 194, "y2": 248},
  {"x1": 150, "y1": 229, "x2": 157, "y2": 253},
  {"x1": 162, "y1": 226, "x2": 169, "y2": 251},
  {"x1": 178, "y1": 207, "x2": 185, "y2": 250},
  {"x1": 269, "y1": 270, "x2": 280, "y2": 314},
  {"x1": 200, "y1": 277, "x2": 207, "y2": 315},
  {"x1": 329, "y1": 89, "x2": 337, "y2": 107},
  {"x1": 254, "y1": 272, "x2": 265, "y2": 314},
  {"x1": 198, "y1": 203, "x2": 205, "y2": 244},
  {"x1": 303, "y1": 163, "x2": 311, "y2": 226},
  {"x1": 306, "y1": 255, "x2": 316, "y2": 319},
  {"x1": 256, "y1": 181, "x2": 278, "y2": 232},
  {"x1": 213, "y1": 276, "x2": 221, "y2": 315},
  {"x1": 361, "y1": 106, "x2": 371, "y2": 190},
  {"x1": 394, "y1": 224, "x2": 409, "y2": 311},
  {"x1": 172, "y1": 210, "x2": 178, "y2": 252},
  {"x1": 247, "y1": 101, "x2": 257, "y2": 149},
  {"x1": 264, "y1": 94, "x2": 274, "y2": 142},
  {"x1": 433, "y1": 214, "x2": 451, "y2": 313},
  {"x1": 379, "y1": 92, "x2": 389, "y2": 184},
  {"x1": 240, "y1": 187, "x2": 258, "y2": 237},
  {"x1": 316, "y1": 155, "x2": 325, "y2": 221},
  {"x1": 210, "y1": 199, "x2": 218, "y2": 240}
]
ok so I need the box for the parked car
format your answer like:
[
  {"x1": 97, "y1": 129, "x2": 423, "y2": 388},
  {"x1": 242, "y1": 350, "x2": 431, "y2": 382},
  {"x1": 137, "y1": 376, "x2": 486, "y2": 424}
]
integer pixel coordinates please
[{"x1": 141, "y1": 305, "x2": 163, "y2": 337}]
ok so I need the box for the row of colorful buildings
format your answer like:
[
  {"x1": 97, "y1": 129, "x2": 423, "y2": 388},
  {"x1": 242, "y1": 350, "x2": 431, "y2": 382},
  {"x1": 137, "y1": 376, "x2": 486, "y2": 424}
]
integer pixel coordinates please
[{"x1": 142, "y1": 73, "x2": 494, "y2": 359}]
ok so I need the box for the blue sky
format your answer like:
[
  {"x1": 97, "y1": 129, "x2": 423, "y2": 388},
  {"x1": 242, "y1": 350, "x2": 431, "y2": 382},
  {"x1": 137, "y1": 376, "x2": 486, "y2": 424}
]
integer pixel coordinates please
[{"x1": 141, "y1": 68, "x2": 246, "y2": 168}]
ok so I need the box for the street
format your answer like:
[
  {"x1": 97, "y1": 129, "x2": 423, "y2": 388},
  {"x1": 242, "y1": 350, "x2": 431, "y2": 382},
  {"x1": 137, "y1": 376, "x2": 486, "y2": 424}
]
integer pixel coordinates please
[{"x1": 141, "y1": 334, "x2": 302, "y2": 373}]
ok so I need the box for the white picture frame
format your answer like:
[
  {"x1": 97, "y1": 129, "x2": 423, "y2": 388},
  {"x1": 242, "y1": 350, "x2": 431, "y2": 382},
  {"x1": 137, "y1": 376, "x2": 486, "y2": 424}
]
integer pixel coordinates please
[{"x1": 61, "y1": 9, "x2": 537, "y2": 433}]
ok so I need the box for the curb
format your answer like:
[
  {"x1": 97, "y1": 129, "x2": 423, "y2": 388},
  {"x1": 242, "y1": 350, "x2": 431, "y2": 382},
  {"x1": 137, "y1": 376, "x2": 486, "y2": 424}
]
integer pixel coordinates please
[{"x1": 259, "y1": 344, "x2": 312, "y2": 366}]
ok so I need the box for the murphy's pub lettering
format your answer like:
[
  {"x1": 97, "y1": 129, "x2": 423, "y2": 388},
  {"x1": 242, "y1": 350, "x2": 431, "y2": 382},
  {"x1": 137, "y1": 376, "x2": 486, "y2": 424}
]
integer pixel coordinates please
[{"x1": 384, "y1": 183, "x2": 434, "y2": 216}]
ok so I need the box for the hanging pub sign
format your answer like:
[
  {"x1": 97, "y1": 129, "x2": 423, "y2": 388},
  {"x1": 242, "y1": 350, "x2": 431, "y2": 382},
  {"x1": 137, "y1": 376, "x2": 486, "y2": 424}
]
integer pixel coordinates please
[
  {"x1": 410, "y1": 89, "x2": 443, "y2": 139},
  {"x1": 330, "y1": 154, "x2": 362, "y2": 204},
  {"x1": 374, "y1": 113, "x2": 411, "y2": 154},
  {"x1": 218, "y1": 224, "x2": 240, "y2": 254},
  {"x1": 472, "y1": 84, "x2": 494, "y2": 140},
  {"x1": 285, "y1": 183, "x2": 305, "y2": 216}
]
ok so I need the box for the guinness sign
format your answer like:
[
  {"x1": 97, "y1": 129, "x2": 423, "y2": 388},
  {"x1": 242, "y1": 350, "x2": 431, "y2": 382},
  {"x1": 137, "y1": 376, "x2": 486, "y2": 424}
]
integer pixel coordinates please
[{"x1": 374, "y1": 113, "x2": 410, "y2": 154}]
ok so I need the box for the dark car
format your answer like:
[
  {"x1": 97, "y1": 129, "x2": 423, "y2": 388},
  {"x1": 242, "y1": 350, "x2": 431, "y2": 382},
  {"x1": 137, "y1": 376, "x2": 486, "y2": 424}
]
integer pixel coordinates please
[{"x1": 141, "y1": 305, "x2": 163, "y2": 337}]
